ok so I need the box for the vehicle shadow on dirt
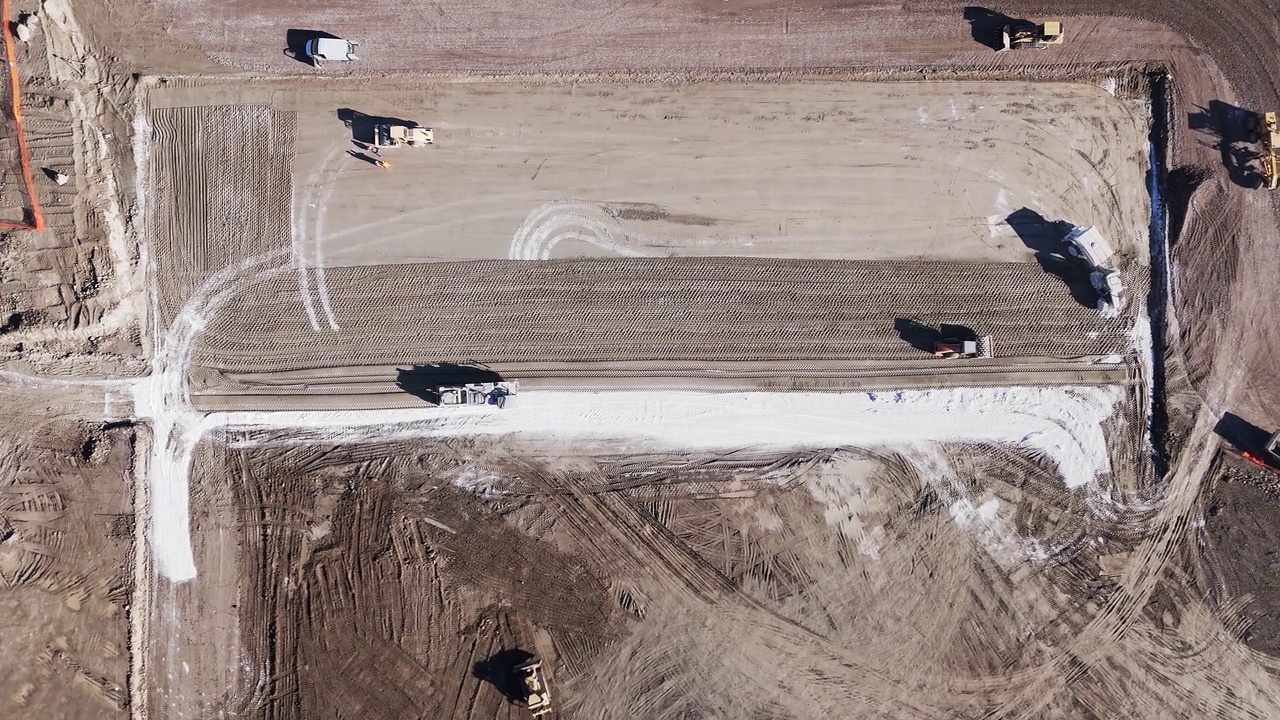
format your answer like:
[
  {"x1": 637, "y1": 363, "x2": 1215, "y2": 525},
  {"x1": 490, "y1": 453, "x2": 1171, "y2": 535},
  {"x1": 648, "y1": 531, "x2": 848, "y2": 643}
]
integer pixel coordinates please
[
  {"x1": 1005, "y1": 208, "x2": 1098, "y2": 309},
  {"x1": 963, "y1": 6, "x2": 1013, "y2": 51},
  {"x1": 1188, "y1": 100, "x2": 1264, "y2": 189},
  {"x1": 337, "y1": 108, "x2": 420, "y2": 146},
  {"x1": 893, "y1": 319, "x2": 982, "y2": 353},
  {"x1": 283, "y1": 29, "x2": 337, "y2": 66},
  {"x1": 1215, "y1": 412, "x2": 1273, "y2": 457},
  {"x1": 396, "y1": 364, "x2": 504, "y2": 404},
  {"x1": 473, "y1": 649, "x2": 536, "y2": 703}
]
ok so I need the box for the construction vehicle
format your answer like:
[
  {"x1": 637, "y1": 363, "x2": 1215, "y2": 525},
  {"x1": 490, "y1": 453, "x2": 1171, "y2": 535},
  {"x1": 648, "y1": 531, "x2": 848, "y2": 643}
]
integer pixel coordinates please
[
  {"x1": 1063, "y1": 226, "x2": 1127, "y2": 313},
  {"x1": 1259, "y1": 111, "x2": 1279, "y2": 190},
  {"x1": 934, "y1": 335, "x2": 993, "y2": 359},
  {"x1": 515, "y1": 658, "x2": 553, "y2": 718},
  {"x1": 438, "y1": 381, "x2": 518, "y2": 409},
  {"x1": 303, "y1": 37, "x2": 358, "y2": 67},
  {"x1": 1242, "y1": 430, "x2": 1280, "y2": 471},
  {"x1": 1000, "y1": 20, "x2": 1064, "y2": 51},
  {"x1": 374, "y1": 123, "x2": 434, "y2": 148}
]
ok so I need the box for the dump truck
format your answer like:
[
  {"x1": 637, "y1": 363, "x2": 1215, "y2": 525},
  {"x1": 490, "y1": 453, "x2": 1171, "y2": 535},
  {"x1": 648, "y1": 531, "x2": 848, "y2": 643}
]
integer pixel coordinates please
[
  {"x1": 437, "y1": 381, "x2": 517, "y2": 408},
  {"x1": 934, "y1": 336, "x2": 993, "y2": 359},
  {"x1": 1063, "y1": 226, "x2": 1127, "y2": 313},
  {"x1": 1000, "y1": 20, "x2": 1064, "y2": 51},
  {"x1": 1242, "y1": 430, "x2": 1280, "y2": 471},
  {"x1": 1259, "y1": 111, "x2": 1279, "y2": 190},
  {"x1": 515, "y1": 658, "x2": 553, "y2": 718},
  {"x1": 374, "y1": 123, "x2": 434, "y2": 148},
  {"x1": 304, "y1": 37, "x2": 358, "y2": 67}
]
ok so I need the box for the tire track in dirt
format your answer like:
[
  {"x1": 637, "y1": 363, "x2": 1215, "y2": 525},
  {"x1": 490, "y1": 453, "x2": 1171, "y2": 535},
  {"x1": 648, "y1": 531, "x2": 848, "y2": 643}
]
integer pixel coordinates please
[
  {"x1": 517, "y1": 461, "x2": 950, "y2": 718},
  {"x1": 191, "y1": 257, "x2": 1140, "y2": 374}
]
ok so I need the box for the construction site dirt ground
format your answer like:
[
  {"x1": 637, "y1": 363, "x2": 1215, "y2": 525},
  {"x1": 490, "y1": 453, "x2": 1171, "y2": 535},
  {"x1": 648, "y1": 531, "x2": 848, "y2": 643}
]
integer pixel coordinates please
[
  {"x1": 8, "y1": 0, "x2": 1280, "y2": 718},
  {"x1": 148, "y1": 77, "x2": 1152, "y2": 266},
  {"x1": 0, "y1": 399, "x2": 132, "y2": 720},
  {"x1": 142, "y1": 75, "x2": 1153, "y2": 409},
  {"x1": 161, "y1": 408, "x2": 1173, "y2": 719}
]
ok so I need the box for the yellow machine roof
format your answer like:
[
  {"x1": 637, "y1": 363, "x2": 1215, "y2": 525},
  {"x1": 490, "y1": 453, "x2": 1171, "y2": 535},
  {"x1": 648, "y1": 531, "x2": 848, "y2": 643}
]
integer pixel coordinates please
[{"x1": 1043, "y1": 21, "x2": 1062, "y2": 35}]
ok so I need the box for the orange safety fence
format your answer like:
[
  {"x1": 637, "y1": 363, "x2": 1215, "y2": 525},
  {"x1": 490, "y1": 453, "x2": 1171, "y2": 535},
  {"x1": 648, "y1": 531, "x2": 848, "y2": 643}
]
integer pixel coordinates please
[{"x1": 0, "y1": 0, "x2": 43, "y2": 231}]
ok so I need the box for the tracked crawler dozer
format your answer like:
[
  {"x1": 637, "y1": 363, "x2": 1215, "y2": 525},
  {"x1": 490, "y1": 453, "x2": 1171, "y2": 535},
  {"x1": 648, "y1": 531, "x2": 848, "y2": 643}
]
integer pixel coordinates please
[
  {"x1": 1000, "y1": 20, "x2": 1064, "y2": 50},
  {"x1": 515, "y1": 658, "x2": 553, "y2": 718}
]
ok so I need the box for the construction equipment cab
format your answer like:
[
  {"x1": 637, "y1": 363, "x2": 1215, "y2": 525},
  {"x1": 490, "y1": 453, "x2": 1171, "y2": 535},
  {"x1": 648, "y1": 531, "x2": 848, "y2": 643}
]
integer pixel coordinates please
[
  {"x1": 1001, "y1": 20, "x2": 1064, "y2": 50},
  {"x1": 515, "y1": 658, "x2": 553, "y2": 718},
  {"x1": 374, "y1": 123, "x2": 434, "y2": 148},
  {"x1": 304, "y1": 37, "x2": 358, "y2": 67},
  {"x1": 934, "y1": 336, "x2": 993, "y2": 359}
]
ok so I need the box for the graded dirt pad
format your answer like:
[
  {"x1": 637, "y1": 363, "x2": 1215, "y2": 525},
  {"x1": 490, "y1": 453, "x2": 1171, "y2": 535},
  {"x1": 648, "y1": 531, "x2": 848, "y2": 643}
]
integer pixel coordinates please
[
  {"x1": 150, "y1": 424, "x2": 1280, "y2": 719},
  {"x1": 273, "y1": 79, "x2": 1146, "y2": 267},
  {"x1": 0, "y1": 419, "x2": 133, "y2": 719},
  {"x1": 143, "y1": 77, "x2": 1152, "y2": 269},
  {"x1": 189, "y1": 258, "x2": 1141, "y2": 376},
  {"x1": 147, "y1": 104, "x2": 295, "y2": 320}
]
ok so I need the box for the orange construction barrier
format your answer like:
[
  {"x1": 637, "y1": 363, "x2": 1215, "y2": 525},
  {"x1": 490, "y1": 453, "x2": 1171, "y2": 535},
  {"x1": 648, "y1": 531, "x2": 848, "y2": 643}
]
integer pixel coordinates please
[{"x1": 0, "y1": 0, "x2": 44, "y2": 231}]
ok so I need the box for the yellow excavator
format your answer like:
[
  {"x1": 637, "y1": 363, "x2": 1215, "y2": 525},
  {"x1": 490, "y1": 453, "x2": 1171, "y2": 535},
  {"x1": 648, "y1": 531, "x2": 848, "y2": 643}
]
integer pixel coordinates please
[
  {"x1": 1000, "y1": 20, "x2": 1064, "y2": 50},
  {"x1": 1259, "y1": 111, "x2": 1279, "y2": 190}
]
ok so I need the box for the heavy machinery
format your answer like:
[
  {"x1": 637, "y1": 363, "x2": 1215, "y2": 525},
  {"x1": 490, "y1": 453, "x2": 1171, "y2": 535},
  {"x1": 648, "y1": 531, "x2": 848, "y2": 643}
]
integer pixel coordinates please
[
  {"x1": 515, "y1": 658, "x2": 553, "y2": 718},
  {"x1": 1259, "y1": 111, "x2": 1279, "y2": 190},
  {"x1": 934, "y1": 336, "x2": 993, "y2": 359},
  {"x1": 1063, "y1": 226, "x2": 1127, "y2": 313},
  {"x1": 1242, "y1": 430, "x2": 1280, "y2": 471},
  {"x1": 1000, "y1": 20, "x2": 1064, "y2": 51},
  {"x1": 438, "y1": 381, "x2": 517, "y2": 408},
  {"x1": 374, "y1": 123, "x2": 434, "y2": 148},
  {"x1": 303, "y1": 37, "x2": 358, "y2": 67}
]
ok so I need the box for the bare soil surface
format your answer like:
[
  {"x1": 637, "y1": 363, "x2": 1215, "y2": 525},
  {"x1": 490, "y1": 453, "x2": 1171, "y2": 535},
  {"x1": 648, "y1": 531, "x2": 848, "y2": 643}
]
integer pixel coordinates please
[
  {"x1": 14, "y1": 0, "x2": 1280, "y2": 717},
  {"x1": 190, "y1": 258, "x2": 1141, "y2": 371},
  {"x1": 152, "y1": 425, "x2": 1280, "y2": 719},
  {"x1": 144, "y1": 78, "x2": 1152, "y2": 267},
  {"x1": 0, "y1": 416, "x2": 133, "y2": 719}
]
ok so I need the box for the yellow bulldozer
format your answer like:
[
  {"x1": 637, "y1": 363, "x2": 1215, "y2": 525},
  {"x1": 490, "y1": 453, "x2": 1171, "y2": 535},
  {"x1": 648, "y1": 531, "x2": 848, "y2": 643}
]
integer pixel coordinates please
[
  {"x1": 515, "y1": 658, "x2": 553, "y2": 718},
  {"x1": 1000, "y1": 20, "x2": 1064, "y2": 50},
  {"x1": 1259, "y1": 111, "x2": 1279, "y2": 190}
]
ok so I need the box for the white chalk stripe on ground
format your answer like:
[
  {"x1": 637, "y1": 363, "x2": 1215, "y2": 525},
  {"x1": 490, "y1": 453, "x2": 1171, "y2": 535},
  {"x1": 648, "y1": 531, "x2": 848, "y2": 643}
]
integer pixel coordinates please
[{"x1": 221, "y1": 386, "x2": 1121, "y2": 491}]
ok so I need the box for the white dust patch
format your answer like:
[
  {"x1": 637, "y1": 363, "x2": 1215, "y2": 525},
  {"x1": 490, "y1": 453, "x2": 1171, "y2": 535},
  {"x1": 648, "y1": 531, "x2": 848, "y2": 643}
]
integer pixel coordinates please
[
  {"x1": 1130, "y1": 316, "x2": 1154, "y2": 423},
  {"x1": 508, "y1": 199, "x2": 659, "y2": 260},
  {"x1": 949, "y1": 495, "x2": 1049, "y2": 568},
  {"x1": 805, "y1": 455, "x2": 888, "y2": 558},
  {"x1": 136, "y1": 252, "x2": 289, "y2": 582},
  {"x1": 986, "y1": 187, "x2": 1016, "y2": 238},
  {"x1": 224, "y1": 386, "x2": 1121, "y2": 490}
]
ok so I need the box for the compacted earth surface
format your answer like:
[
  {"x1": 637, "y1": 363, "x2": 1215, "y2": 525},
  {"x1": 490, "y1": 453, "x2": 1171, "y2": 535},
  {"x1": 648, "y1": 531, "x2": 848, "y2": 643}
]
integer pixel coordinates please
[{"x1": 2, "y1": 0, "x2": 1280, "y2": 719}]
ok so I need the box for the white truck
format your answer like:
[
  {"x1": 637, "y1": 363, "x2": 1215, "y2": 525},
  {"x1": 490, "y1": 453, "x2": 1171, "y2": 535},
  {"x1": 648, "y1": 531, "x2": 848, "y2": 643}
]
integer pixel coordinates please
[
  {"x1": 438, "y1": 382, "x2": 518, "y2": 409},
  {"x1": 1063, "y1": 226, "x2": 1127, "y2": 313},
  {"x1": 304, "y1": 37, "x2": 358, "y2": 67}
]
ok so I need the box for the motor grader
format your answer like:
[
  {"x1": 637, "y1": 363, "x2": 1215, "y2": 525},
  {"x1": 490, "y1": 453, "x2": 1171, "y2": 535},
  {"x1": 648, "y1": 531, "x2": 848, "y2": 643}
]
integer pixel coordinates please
[{"x1": 1000, "y1": 20, "x2": 1064, "y2": 50}]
